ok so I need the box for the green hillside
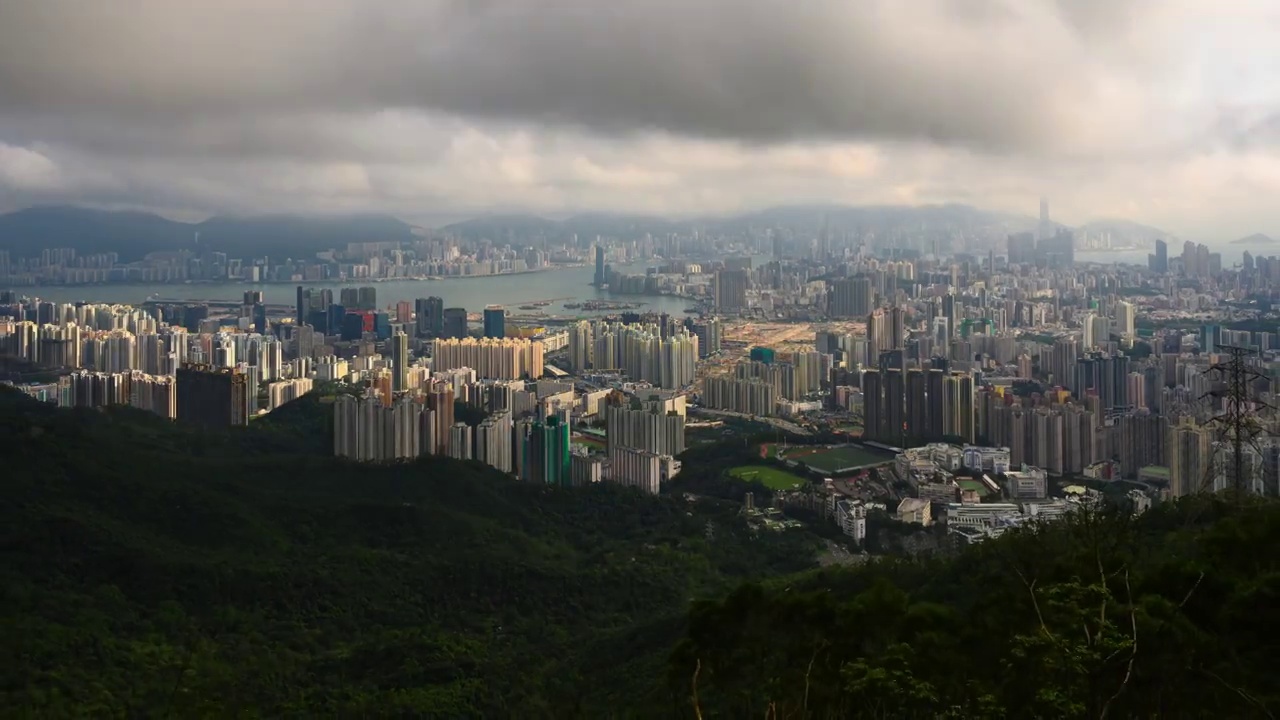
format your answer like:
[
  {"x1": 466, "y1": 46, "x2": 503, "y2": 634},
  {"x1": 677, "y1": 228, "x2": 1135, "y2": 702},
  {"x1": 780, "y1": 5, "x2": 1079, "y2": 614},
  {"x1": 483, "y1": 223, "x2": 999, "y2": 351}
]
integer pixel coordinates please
[
  {"x1": 672, "y1": 497, "x2": 1280, "y2": 718},
  {"x1": 4, "y1": 385, "x2": 1279, "y2": 718},
  {"x1": 0, "y1": 388, "x2": 819, "y2": 718}
]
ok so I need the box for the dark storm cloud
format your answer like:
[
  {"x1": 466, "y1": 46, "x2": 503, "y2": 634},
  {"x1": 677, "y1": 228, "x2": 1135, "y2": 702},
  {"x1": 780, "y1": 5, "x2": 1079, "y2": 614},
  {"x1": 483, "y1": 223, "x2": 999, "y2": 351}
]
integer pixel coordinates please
[{"x1": 0, "y1": 0, "x2": 1145, "y2": 151}]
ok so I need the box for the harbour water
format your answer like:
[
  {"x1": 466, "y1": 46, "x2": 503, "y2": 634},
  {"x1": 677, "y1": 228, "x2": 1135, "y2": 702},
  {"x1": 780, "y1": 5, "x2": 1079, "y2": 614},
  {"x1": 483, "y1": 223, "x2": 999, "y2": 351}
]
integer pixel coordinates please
[
  {"x1": 1076, "y1": 241, "x2": 1278, "y2": 267},
  {"x1": 15, "y1": 264, "x2": 696, "y2": 318}
]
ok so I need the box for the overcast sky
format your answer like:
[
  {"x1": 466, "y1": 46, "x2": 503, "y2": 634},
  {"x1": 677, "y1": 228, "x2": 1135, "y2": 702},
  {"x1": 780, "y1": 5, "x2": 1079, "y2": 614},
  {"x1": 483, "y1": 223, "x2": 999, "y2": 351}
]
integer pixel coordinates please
[{"x1": 2, "y1": 0, "x2": 1279, "y2": 238}]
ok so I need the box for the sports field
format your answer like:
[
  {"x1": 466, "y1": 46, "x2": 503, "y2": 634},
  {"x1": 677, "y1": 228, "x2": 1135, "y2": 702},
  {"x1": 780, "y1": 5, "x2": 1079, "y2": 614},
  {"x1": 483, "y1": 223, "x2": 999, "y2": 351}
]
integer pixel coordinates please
[
  {"x1": 729, "y1": 465, "x2": 809, "y2": 490},
  {"x1": 784, "y1": 445, "x2": 890, "y2": 473}
]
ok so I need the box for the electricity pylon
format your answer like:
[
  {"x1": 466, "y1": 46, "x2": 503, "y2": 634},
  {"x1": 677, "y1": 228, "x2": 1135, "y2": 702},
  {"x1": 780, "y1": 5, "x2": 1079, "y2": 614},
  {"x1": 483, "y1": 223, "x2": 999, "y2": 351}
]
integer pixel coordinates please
[{"x1": 1198, "y1": 345, "x2": 1273, "y2": 500}]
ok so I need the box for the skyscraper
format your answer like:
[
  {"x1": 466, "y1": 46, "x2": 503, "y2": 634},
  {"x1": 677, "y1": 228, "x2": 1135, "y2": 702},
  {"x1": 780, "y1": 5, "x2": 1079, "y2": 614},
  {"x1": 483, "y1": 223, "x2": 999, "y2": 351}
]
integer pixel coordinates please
[
  {"x1": 607, "y1": 404, "x2": 686, "y2": 456},
  {"x1": 568, "y1": 321, "x2": 593, "y2": 371},
  {"x1": 862, "y1": 369, "x2": 881, "y2": 441},
  {"x1": 483, "y1": 305, "x2": 506, "y2": 339},
  {"x1": 333, "y1": 394, "x2": 432, "y2": 462},
  {"x1": 415, "y1": 296, "x2": 444, "y2": 338},
  {"x1": 391, "y1": 331, "x2": 409, "y2": 393},
  {"x1": 882, "y1": 369, "x2": 904, "y2": 445},
  {"x1": 522, "y1": 414, "x2": 571, "y2": 486},
  {"x1": 176, "y1": 364, "x2": 249, "y2": 428},
  {"x1": 594, "y1": 245, "x2": 606, "y2": 287},
  {"x1": 926, "y1": 368, "x2": 946, "y2": 440},
  {"x1": 449, "y1": 422, "x2": 473, "y2": 461},
  {"x1": 1149, "y1": 239, "x2": 1169, "y2": 273},
  {"x1": 944, "y1": 372, "x2": 976, "y2": 442},
  {"x1": 866, "y1": 309, "x2": 889, "y2": 367},
  {"x1": 889, "y1": 306, "x2": 906, "y2": 349},
  {"x1": 713, "y1": 269, "x2": 749, "y2": 311},
  {"x1": 295, "y1": 286, "x2": 309, "y2": 326},
  {"x1": 905, "y1": 369, "x2": 927, "y2": 441},
  {"x1": 427, "y1": 385, "x2": 455, "y2": 455},
  {"x1": 477, "y1": 410, "x2": 514, "y2": 473},
  {"x1": 828, "y1": 276, "x2": 874, "y2": 318},
  {"x1": 1168, "y1": 416, "x2": 1212, "y2": 497},
  {"x1": 443, "y1": 307, "x2": 469, "y2": 339}
]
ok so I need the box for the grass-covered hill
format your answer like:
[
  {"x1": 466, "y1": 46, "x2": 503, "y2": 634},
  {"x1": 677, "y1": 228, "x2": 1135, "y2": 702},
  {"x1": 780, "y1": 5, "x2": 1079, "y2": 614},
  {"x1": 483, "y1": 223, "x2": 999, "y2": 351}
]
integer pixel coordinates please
[{"x1": 0, "y1": 388, "x2": 820, "y2": 718}]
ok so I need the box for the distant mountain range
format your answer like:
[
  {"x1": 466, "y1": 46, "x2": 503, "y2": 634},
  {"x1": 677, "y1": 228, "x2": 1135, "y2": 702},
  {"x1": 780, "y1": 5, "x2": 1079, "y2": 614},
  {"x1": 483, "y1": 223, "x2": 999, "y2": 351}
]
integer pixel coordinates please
[
  {"x1": 440, "y1": 203, "x2": 1045, "y2": 241},
  {"x1": 0, "y1": 203, "x2": 1184, "y2": 260},
  {"x1": 0, "y1": 205, "x2": 417, "y2": 262},
  {"x1": 1232, "y1": 232, "x2": 1277, "y2": 245}
]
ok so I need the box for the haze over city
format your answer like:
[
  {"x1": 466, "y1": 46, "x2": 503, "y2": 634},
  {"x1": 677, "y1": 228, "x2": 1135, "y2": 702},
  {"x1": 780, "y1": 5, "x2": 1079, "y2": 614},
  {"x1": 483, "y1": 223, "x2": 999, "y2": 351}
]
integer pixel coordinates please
[{"x1": 3, "y1": 0, "x2": 1280, "y2": 239}]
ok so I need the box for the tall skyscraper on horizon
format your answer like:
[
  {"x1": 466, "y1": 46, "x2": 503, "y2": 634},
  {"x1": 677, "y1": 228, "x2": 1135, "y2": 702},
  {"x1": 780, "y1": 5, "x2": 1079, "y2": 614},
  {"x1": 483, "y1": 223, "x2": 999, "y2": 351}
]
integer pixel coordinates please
[
  {"x1": 593, "y1": 245, "x2": 606, "y2": 287},
  {"x1": 1038, "y1": 197, "x2": 1051, "y2": 241},
  {"x1": 1149, "y1": 239, "x2": 1169, "y2": 273}
]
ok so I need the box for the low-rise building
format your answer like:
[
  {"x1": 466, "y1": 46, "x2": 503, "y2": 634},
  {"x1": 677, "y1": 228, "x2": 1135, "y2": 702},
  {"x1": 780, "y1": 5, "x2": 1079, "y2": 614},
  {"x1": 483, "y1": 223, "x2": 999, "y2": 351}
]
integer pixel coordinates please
[
  {"x1": 1006, "y1": 465, "x2": 1049, "y2": 500},
  {"x1": 835, "y1": 499, "x2": 867, "y2": 543},
  {"x1": 962, "y1": 445, "x2": 1011, "y2": 474},
  {"x1": 897, "y1": 497, "x2": 933, "y2": 526}
]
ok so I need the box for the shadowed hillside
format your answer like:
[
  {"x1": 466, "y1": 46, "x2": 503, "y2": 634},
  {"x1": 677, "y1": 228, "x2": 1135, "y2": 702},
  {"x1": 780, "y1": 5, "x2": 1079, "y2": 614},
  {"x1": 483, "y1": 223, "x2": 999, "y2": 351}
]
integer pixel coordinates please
[
  {"x1": 0, "y1": 387, "x2": 819, "y2": 717},
  {"x1": 3, "y1": 385, "x2": 1277, "y2": 718}
]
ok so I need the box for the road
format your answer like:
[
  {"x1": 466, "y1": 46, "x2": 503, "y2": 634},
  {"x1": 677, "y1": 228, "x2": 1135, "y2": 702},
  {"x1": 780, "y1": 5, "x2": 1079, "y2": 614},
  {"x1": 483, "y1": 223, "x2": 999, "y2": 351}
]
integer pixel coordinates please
[{"x1": 690, "y1": 406, "x2": 812, "y2": 435}]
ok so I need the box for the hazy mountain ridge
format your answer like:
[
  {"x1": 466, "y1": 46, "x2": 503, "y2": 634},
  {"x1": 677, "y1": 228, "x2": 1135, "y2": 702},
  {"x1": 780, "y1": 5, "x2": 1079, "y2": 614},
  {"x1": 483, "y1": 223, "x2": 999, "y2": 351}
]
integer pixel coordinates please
[
  {"x1": 445, "y1": 203, "x2": 1050, "y2": 241},
  {"x1": 1233, "y1": 232, "x2": 1276, "y2": 245},
  {"x1": 0, "y1": 203, "x2": 1187, "y2": 259},
  {"x1": 0, "y1": 205, "x2": 415, "y2": 261}
]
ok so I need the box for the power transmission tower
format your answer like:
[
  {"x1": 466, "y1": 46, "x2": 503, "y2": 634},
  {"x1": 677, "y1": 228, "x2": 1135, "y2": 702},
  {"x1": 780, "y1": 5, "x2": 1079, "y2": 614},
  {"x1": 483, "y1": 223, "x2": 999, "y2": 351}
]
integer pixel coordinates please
[{"x1": 1197, "y1": 345, "x2": 1273, "y2": 501}]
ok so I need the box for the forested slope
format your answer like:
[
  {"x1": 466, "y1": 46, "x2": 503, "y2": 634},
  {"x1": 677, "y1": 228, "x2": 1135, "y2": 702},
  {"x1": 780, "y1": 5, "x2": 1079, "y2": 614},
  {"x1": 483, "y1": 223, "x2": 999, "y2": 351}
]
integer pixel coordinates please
[
  {"x1": 4, "y1": 386, "x2": 1278, "y2": 719},
  {"x1": 669, "y1": 496, "x2": 1280, "y2": 718},
  {"x1": 0, "y1": 388, "x2": 819, "y2": 717}
]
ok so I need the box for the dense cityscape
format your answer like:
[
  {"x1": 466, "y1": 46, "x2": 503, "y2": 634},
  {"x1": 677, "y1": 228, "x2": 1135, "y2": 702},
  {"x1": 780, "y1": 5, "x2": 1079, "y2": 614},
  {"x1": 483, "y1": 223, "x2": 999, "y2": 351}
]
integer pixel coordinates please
[
  {"x1": 6, "y1": 2, "x2": 1280, "y2": 715},
  {"x1": 6, "y1": 197, "x2": 1278, "y2": 547}
]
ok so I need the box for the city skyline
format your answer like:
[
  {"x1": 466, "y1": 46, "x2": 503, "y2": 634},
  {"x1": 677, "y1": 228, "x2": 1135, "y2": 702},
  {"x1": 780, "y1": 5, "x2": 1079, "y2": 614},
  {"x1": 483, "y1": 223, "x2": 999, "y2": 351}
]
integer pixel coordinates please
[{"x1": 1, "y1": 1, "x2": 1280, "y2": 239}]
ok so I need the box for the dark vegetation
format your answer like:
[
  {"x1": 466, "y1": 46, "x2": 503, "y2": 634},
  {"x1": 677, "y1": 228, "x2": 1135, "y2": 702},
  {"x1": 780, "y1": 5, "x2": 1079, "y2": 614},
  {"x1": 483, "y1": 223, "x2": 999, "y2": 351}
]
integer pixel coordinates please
[
  {"x1": 453, "y1": 400, "x2": 491, "y2": 427},
  {"x1": 673, "y1": 498, "x2": 1280, "y2": 718},
  {"x1": 0, "y1": 355, "x2": 65, "y2": 383},
  {"x1": 4, "y1": 385, "x2": 1278, "y2": 718},
  {"x1": 1, "y1": 387, "x2": 819, "y2": 717}
]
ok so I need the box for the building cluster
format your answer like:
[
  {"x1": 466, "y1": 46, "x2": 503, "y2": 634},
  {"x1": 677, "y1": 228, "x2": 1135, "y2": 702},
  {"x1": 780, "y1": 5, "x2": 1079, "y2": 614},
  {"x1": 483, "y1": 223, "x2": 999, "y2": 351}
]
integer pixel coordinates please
[
  {"x1": 332, "y1": 377, "x2": 687, "y2": 494},
  {"x1": 566, "y1": 318, "x2": 704, "y2": 388},
  {"x1": 700, "y1": 346, "x2": 832, "y2": 417},
  {"x1": 1, "y1": 299, "x2": 291, "y2": 423},
  {"x1": 9, "y1": 196, "x2": 1280, "y2": 521},
  {"x1": 878, "y1": 443, "x2": 1096, "y2": 544}
]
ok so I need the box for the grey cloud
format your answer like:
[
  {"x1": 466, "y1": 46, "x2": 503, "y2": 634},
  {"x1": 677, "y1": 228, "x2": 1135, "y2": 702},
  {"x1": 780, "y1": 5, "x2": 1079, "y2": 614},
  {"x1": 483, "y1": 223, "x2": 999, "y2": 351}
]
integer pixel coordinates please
[
  {"x1": 2, "y1": 0, "x2": 1277, "y2": 242},
  {"x1": 0, "y1": 111, "x2": 466, "y2": 164},
  {"x1": 0, "y1": 0, "x2": 1165, "y2": 152}
]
